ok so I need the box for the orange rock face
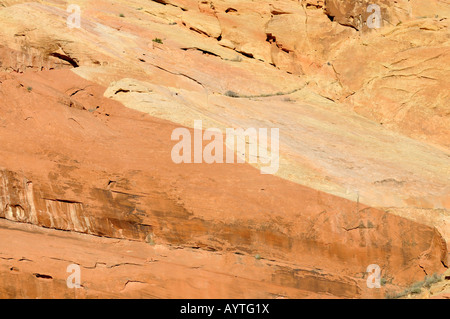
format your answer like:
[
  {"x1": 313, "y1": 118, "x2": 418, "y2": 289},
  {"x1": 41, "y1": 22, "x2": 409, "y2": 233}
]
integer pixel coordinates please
[{"x1": 0, "y1": 0, "x2": 448, "y2": 299}]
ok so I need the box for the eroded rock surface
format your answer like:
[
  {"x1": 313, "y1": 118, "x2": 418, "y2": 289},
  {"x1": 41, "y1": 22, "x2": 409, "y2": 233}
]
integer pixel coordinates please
[{"x1": 0, "y1": 0, "x2": 448, "y2": 298}]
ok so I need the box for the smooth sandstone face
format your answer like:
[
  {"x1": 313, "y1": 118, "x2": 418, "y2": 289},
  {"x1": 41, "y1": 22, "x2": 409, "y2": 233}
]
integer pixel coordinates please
[{"x1": 0, "y1": 0, "x2": 448, "y2": 299}]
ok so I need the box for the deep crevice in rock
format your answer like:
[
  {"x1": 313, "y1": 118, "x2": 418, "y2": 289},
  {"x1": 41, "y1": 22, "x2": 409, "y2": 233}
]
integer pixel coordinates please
[{"x1": 49, "y1": 53, "x2": 79, "y2": 68}]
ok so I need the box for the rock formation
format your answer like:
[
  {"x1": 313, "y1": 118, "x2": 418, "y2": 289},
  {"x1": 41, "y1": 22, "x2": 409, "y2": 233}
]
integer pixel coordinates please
[{"x1": 0, "y1": 0, "x2": 448, "y2": 298}]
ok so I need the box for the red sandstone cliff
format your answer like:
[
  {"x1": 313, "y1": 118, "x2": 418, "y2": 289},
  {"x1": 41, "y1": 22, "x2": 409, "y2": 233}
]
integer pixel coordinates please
[{"x1": 0, "y1": 0, "x2": 448, "y2": 298}]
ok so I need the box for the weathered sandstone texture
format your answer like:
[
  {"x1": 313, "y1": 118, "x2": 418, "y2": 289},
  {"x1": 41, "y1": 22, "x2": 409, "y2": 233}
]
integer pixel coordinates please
[{"x1": 0, "y1": 0, "x2": 448, "y2": 298}]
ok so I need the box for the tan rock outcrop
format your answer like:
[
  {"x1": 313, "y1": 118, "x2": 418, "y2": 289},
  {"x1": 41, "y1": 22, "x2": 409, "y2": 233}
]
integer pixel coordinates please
[{"x1": 0, "y1": 0, "x2": 448, "y2": 299}]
